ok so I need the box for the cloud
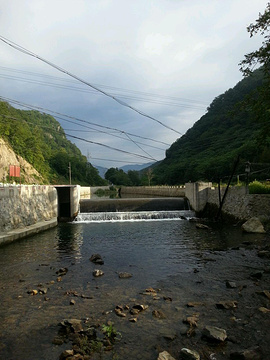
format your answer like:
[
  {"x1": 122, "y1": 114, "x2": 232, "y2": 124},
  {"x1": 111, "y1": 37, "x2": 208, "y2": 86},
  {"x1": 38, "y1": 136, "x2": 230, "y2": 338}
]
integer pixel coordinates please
[{"x1": 0, "y1": 0, "x2": 267, "y2": 169}]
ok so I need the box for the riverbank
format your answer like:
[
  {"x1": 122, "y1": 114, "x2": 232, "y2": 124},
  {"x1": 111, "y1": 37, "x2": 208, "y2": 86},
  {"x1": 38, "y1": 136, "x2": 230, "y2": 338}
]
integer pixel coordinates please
[{"x1": 0, "y1": 218, "x2": 58, "y2": 246}]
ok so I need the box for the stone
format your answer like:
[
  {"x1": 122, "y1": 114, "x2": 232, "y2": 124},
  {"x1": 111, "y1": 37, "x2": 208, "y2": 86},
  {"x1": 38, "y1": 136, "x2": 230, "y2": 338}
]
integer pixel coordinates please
[
  {"x1": 39, "y1": 287, "x2": 48, "y2": 294},
  {"x1": 257, "y1": 250, "x2": 270, "y2": 259},
  {"x1": 93, "y1": 269, "x2": 104, "y2": 277},
  {"x1": 56, "y1": 267, "x2": 68, "y2": 276},
  {"x1": 118, "y1": 272, "x2": 132, "y2": 279},
  {"x1": 230, "y1": 348, "x2": 261, "y2": 359},
  {"x1": 59, "y1": 349, "x2": 74, "y2": 359},
  {"x1": 183, "y1": 314, "x2": 199, "y2": 327},
  {"x1": 27, "y1": 289, "x2": 38, "y2": 295},
  {"x1": 62, "y1": 319, "x2": 83, "y2": 333},
  {"x1": 132, "y1": 304, "x2": 149, "y2": 312},
  {"x1": 129, "y1": 317, "x2": 137, "y2": 322},
  {"x1": 216, "y1": 301, "x2": 238, "y2": 309},
  {"x1": 157, "y1": 351, "x2": 176, "y2": 360},
  {"x1": 258, "y1": 307, "x2": 270, "y2": 313},
  {"x1": 152, "y1": 310, "x2": 166, "y2": 319},
  {"x1": 180, "y1": 348, "x2": 200, "y2": 360},
  {"x1": 202, "y1": 326, "x2": 227, "y2": 342},
  {"x1": 226, "y1": 281, "x2": 237, "y2": 289},
  {"x1": 241, "y1": 217, "x2": 265, "y2": 233},
  {"x1": 70, "y1": 299, "x2": 75, "y2": 305},
  {"x1": 196, "y1": 223, "x2": 210, "y2": 230},
  {"x1": 114, "y1": 308, "x2": 126, "y2": 317},
  {"x1": 187, "y1": 302, "x2": 204, "y2": 307},
  {"x1": 89, "y1": 254, "x2": 104, "y2": 265}
]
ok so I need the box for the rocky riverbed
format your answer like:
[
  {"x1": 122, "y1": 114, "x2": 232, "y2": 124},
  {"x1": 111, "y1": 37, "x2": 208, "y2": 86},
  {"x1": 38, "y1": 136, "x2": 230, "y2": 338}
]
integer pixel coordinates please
[{"x1": 0, "y1": 220, "x2": 269, "y2": 359}]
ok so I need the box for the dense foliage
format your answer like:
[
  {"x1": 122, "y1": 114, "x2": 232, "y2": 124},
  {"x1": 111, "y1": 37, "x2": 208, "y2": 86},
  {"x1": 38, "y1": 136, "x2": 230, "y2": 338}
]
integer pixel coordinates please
[
  {"x1": 0, "y1": 101, "x2": 106, "y2": 185},
  {"x1": 152, "y1": 68, "x2": 270, "y2": 185}
]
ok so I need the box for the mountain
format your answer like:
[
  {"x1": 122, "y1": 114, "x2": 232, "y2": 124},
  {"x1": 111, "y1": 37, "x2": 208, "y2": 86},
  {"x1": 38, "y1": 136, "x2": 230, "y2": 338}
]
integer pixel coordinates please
[
  {"x1": 0, "y1": 101, "x2": 107, "y2": 186},
  {"x1": 120, "y1": 162, "x2": 155, "y2": 173},
  {"x1": 152, "y1": 69, "x2": 270, "y2": 185},
  {"x1": 93, "y1": 164, "x2": 108, "y2": 179}
]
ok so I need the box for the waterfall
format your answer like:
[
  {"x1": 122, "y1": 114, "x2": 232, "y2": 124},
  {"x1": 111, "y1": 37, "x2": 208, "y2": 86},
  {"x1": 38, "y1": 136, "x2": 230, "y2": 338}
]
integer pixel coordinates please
[{"x1": 74, "y1": 210, "x2": 194, "y2": 223}]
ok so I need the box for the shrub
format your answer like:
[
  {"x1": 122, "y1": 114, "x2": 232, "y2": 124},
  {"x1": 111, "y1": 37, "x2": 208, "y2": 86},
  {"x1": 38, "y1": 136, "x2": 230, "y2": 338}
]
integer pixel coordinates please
[{"x1": 249, "y1": 180, "x2": 270, "y2": 194}]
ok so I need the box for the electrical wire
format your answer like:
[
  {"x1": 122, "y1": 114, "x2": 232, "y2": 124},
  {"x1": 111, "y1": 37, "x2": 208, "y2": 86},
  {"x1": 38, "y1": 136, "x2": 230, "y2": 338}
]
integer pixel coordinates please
[{"x1": 0, "y1": 35, "x2": 184, "y2": 135}]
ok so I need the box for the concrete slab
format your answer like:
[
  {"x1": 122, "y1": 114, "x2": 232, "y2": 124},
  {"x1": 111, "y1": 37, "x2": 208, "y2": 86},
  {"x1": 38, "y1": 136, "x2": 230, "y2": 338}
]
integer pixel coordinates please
[{"x1": 0, "y1": 218, "x2": 58, "y2": 246}]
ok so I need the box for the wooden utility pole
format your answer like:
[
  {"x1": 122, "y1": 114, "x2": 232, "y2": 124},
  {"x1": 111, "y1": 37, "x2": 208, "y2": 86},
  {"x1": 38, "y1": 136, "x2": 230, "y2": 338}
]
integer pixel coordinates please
[{"x1": 68, "y1": 162, "x2": 71, "y2": 185}]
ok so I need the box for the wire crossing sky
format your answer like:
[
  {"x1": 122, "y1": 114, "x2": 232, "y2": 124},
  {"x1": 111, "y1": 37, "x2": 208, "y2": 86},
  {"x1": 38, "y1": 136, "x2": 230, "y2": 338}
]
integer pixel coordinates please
[
  {"x1": 0, "y1": 0, "x2": 267, "y2": 168},
  {"x1": 0, "y1": 35, "x2": 183, "y2": 136}
]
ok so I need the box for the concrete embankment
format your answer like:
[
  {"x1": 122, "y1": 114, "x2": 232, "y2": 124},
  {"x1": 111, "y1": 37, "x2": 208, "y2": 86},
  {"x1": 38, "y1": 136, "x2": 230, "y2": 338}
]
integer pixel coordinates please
[
  {"x1": 186, "y1": 182, "x2": 270, "y2": 221},
  {"x1": 0, "y1": 185, "x2": 58, "y2": 246}
]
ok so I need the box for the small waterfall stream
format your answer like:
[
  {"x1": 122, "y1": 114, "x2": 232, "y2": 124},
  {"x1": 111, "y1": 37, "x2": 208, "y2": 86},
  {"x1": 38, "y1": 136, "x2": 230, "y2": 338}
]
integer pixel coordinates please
[{"x1": 74, "y1": 210, "x2": 194, "y2": 222}]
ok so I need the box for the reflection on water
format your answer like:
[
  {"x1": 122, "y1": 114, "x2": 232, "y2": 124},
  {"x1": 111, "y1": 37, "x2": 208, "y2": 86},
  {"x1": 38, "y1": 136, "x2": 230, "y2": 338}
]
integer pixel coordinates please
[{"x1": 0, "y1": 219, "x2": 264, "y2": 360}]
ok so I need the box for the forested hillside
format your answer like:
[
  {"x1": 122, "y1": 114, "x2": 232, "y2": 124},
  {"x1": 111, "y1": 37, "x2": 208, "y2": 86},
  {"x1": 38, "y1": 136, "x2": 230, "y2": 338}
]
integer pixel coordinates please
[
  {"x1": 151, "y1": 69, "x2": 270, "y2": 185},
  {"x1": 0, "y1": 101, "x2": 106, "y2": 185}
]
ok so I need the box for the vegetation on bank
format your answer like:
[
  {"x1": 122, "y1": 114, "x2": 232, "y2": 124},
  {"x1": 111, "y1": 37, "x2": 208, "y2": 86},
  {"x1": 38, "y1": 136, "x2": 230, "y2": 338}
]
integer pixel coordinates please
[
  {"x1": 0, "y1": 101, "x2": 106, "y2": 185},
  {"x1": 249, "y1": 180, "x2": 270, "y2": 194}
]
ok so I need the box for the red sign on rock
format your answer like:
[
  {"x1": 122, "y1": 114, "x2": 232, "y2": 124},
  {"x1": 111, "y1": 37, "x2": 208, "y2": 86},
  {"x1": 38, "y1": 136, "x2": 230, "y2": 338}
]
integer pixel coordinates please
[{"x1": 9, "y1": 165, "x2": 20, "y2": 177}]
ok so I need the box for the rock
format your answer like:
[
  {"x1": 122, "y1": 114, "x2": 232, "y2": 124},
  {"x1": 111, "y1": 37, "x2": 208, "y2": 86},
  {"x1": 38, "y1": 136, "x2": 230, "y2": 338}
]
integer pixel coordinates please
[
  {"x1": 180, "y1": 348, "x2": 200, "y2": 360},
  {"x1": 196, "y1": 223, "x2": 210, "y2": 230},
  {"x1": 62, "y1": 319, "x2": 83, "y2": 333},
  {"x1": 132, "y1": 304, "x2": 149, "y2": 312},
  {"x1": 129, "y1": 317, "x2": 137, "y2": 322},
  {"x1": 226, "y1": 281, "x2": 237, "y2": 289},
  {"x1": 163, "y1": 296, "x2": 172, "y2": 302},
  {"x1": 70, "y1": 299, "x2": 75, "y2": 305},
  {"x1": 258, "y1": 307, "x2": 270, "y2": 313},
  {"x1": 59, "y1": 349, "x2": 74, "y2": 359},
  {"x1": 115, "y1": 308, "x2": 126, "y2": 317},
  {"x1": 230, "y1": 347, "x2": 261, "y2": 359},
  {"x1": 203, "y1": 325, "x2": 227, "y2": 342},
  {"x1": 56, "y1": 267, "x2": 68, "y2": 276},
  {"x1": 187, "y1": 302, "x2": 204, "y2": 307},
  {"x1": 183, "y1": 314, "x2": 199, "y2": 327},
  {"x1": 241, "y1": 217, "x2": 265, "y2": 233},
  {"x1": 152, "y1": 310, "x2": 166, "y2": 319},
  {"x1": 258, "y1": 250, "x2": 270, "y2": 258},
  {"x1": 93, "y1": 269, "x2": 104, "y2": 277},
  {"x1": 256, "y1": 290, "x2": 270, "y2": 300},
  {"x1": 202, "y1": 326, "x2": 227, "y2": 342},
  {"x1": 216, "y1": 301, "x2": 238, "y2": 309},
  {"x1": 89, "y1": 254, "x2": 104, "y2": 265},
  {"x1": 27, "y1": 289, "x2": 38, "y2": 295},
  {"x1": 118, "y1": 272, "x2": 132, "y2": 279},
  {"x1": 157, "y1": 351, "x2": 176, "y2": 360},
  {"x1": 39, "y1": 287, "x2": 48, "y2": 294}
]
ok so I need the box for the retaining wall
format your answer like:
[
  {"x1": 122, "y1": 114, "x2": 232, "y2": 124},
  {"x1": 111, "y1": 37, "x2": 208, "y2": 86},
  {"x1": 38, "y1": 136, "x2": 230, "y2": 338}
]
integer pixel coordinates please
[
  {"x1": 185, "y1": 182, "x2": 270, "y2": 221},
  {"x1": 0, "y1": 185, "x2": 57, "y2": 233}
]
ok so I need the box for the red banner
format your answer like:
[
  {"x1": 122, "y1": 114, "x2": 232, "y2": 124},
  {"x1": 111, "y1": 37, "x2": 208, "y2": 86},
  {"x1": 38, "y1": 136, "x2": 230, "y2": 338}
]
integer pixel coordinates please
[{"x1": 9, "y1": 165, "x2": 20, "y2": 177}]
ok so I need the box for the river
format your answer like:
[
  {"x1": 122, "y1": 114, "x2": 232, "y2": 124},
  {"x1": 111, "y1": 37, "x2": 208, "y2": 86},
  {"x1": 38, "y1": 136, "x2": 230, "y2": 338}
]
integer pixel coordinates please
[{"x1": 0, "y1": 213, "x2": 269, "y2": 359}]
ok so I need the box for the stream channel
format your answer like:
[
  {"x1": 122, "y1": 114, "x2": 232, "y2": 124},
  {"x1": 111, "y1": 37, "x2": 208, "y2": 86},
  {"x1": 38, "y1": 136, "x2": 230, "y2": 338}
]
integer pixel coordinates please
[{"x1": 0, "y1": 206, "x2": 269, "y2": 359}]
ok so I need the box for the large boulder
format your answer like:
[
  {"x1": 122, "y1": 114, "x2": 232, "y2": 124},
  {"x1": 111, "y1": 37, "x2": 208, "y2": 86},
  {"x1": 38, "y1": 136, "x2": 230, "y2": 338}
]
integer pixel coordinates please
[{"x1": 241, "y1": 217, "x2": 266, "y2": 234}]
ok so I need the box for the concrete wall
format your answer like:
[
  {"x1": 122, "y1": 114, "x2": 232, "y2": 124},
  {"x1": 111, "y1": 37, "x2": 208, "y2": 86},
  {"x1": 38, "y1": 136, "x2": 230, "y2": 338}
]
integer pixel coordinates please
[
  {"x1": 121, "y1": 186, "x2": 185, "y2": 197},
  {"x1": 0, "y1": 185, "x2": 57, "y2": 232},
  {"x1": 185, "y1": 182, "x2": 270, "y2": 221}
]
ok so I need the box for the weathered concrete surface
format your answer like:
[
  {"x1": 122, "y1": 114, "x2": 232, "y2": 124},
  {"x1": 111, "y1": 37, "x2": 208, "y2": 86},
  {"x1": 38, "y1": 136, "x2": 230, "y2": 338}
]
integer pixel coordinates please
[
  {"x1": 185, "y1": 182, "x2": 270, "y2": 221},
  {"x1": 80, "y1": 197, "x2": 188, "y2": 213},
  {"x1": 0, "y1": 218, "x2": 57, "y2": 246},
  {"x1": 121, "y1": 186, "x2": 185, "y2": 197}
]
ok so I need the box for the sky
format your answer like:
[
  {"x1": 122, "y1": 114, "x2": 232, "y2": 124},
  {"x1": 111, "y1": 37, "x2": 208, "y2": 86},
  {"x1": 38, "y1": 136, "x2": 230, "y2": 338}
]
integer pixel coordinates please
[{"x1": 0, "y1": 0, "x2": 268, "y2": 170}]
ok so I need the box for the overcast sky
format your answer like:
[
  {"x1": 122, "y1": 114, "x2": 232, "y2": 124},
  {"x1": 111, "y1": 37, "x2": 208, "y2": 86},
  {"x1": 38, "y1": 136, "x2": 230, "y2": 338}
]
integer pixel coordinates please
[{"x1": 0, "y1": 0, "x2": 268, "y2": 169}]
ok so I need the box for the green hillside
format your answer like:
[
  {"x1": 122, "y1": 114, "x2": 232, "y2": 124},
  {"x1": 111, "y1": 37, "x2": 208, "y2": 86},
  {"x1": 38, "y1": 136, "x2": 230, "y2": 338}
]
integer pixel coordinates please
[
  {"x1": 0, "y1": 101, "x2": 107, "y2": 185},
  {"x1": 152, "y1": 69, "x2": 270, "y2": 185}
]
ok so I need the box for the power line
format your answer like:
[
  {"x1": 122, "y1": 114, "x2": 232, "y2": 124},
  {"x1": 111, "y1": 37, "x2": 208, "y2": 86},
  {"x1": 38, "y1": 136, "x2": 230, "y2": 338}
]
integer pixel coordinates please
[
  {"x1": 0, "y1": 35, "x2": 184, "y2": 135},
  {"x1": 0, "y1": 114, "x2": 160, "y2": 162},
  {"x1": 0, "y1": 96, "x2": 170, "y2": 146},
  {"x1": 0, "y1": 65, "x2": 209, "y2": 106}
]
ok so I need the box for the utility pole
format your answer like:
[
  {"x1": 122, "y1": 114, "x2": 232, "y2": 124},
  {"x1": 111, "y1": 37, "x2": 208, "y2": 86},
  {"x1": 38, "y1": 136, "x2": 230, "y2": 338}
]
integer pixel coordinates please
[{"x1": 68, "y1": 162, "x2": 71, "y2": 185}]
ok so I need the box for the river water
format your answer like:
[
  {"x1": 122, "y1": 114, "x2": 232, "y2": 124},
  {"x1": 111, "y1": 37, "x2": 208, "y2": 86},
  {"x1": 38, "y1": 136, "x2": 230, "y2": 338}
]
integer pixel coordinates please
[{"x1": 0, "y1": 212, "x2": 266, "y2": 360}]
